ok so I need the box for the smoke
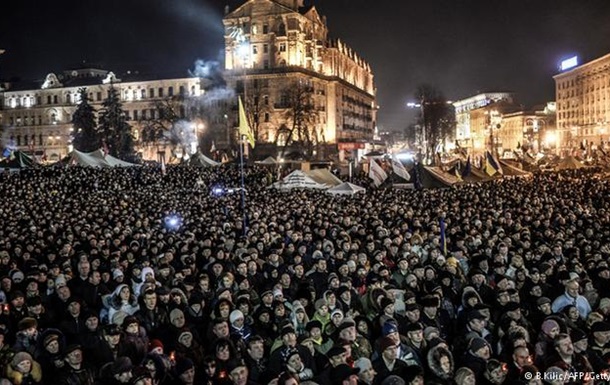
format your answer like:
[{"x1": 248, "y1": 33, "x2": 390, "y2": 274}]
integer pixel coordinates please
[
  {"x1": 189, "y1": 59, "x2": 225, "y2": 88},
  {"x1": 164, "y1": 120, "x2": 198, "y2": 153}
]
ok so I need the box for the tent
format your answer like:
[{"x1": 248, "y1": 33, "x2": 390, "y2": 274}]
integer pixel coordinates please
[
  {"x1": 499, "y1": 160, "x2": 532, "y2": 176},
  {"x1": 187, "y1": 152, "x2": 220, "y2": 167},
  {"x1": 413, "y1": 164, "x2": 459, "y2": 189},
  {"x1": 0, "y1": 150, "x2": 37, "y2": 170},
  {"x1": 327, "y1": 182, "x2": 366, "y2": 195},
  {"x1": 65, "y1": 149, "x2": 139, "y2": 168},
  {"x1": 555, "y1": 156, "x2": 584, "y2": 171},
  {"x1": 256, "y1": 156, "x2": 278, "y2": 165},
  {"x1": 306, "y1": 169, "x2": 342, "y2": 187},
  {"x1": 270, "y1": 170, "x2": 328, "y2": 190}
]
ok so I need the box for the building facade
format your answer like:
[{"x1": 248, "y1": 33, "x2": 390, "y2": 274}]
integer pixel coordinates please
[
  {"x1": 453, "y1": 92, "x2": 514, "y2": 150},
  {"x1": 0, "y1": 68, "x2": 203, "y2": 162},
  {"x1": 222, "y1": 0, "x2": 376, "y2": 159},
  {"x1": 554, "y1": 53, "x2": 610, "y2": 154}
]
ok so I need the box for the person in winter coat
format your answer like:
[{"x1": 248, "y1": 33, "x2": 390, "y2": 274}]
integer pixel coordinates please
[
  {"x1": 5, "y1": 352, "x2": 42, "y2": 385},
  {"x1": 426, "y1": 345, "x2": 454, "y2": 385},
  {"x1": 120, "y1": 316, "x2": 149, "y2": 365},
  {"x1": 104, "y1": 284, "x2": 140, "y2": 324},
  {"x1": 34, "y1": 329, "x2": 66, "y2": 381}
]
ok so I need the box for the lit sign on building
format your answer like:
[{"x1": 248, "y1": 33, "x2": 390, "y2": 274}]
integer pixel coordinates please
[{"x1": 560, "y1": 56, "x2": 578, "y2": 71}]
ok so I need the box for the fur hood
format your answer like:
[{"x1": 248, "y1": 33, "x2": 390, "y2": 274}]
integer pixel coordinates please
[
  {"x1": 6, "y1": 360, "x2": 42, "y2": 384},
  {"x1": 461, "y1": 286, "x2": 483, "y2": 308},
  {"x1": 427, "y1": 345, "x2": 454, "y2": 380}
]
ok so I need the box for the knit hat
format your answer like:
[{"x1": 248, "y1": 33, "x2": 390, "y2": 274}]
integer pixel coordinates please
[
  {"x1": 229, "y1": 310, "x2": 244, "y2": 325},
  {"x1": 379, "y1": 336, "x2": 396, "y2": 352},
  {"x1": 379, "y1": 297, "x2": 394, "y2": 311},
  {"x1": 149, "y1": 339, "x2": 164, "y2": 352},
  {"x1": 111, "y1": 356, "x2": 133, "y2": 375},
  {"x1": 314, "y1": 298, "x2": 328, "y2": 311},
  {"x1": 469, "y1": 337, "x2": 489, "y2": 353},
  {"x1": 169, "y1": 309, "x2": 184, "y2": 324},
  {"x1": 591, "y1": 321, "x2": 610, "y2": 333},
  {"x1": 354, "y1": 357, "x2": 373, "y2": 373},
  {"x1": 423, "y1": 326, "x2": 440, "y2": 340},
  {"x1": 541, "y1": 319, "x2": 560, "y2": 335},
  {"x1": 382, "y1": 321, "x2": 399, "y2": 336},
  {"x1": 174, "y1": 358, "x2": 194, "y2": 376},
  {"x1": 599, "y1": 298, "x2": 610, "y2": 310},
  {"x1": 43, "y1": 334, "x2": 60, "y2": 347},
  {"x1": 382, "y1": 375, "x2": 407, "y2": 385},
  {"x1": 11, "y1": 352, "x2": 32, "y2": 368}
]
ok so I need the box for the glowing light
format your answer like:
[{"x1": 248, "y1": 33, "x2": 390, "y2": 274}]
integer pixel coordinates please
[
  {"x1": 164, "y1": 215, "x2": 182, "y2": 230},
  {"x1": 560, "y1": 56, "x2": 578, "y2": 71},
  {"x1": 395, "y1": 152, "x2": 414, "y2": 161},
  {"x1": 545, "y1": 131, "x2": 557, "y2": 146}
]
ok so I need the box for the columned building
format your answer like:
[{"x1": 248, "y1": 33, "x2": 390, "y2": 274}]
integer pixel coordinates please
[
  {"x1": 554, "y1": 53, "x2": 610, "y2": 154},
  {"x1": 0, "y1": 68, "x2": 202, "y2": 162},
  {"x1": 223, "y1": 0, "x2": 376, "y2": 159}
]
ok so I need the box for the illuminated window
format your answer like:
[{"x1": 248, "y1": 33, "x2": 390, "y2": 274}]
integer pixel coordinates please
[
  {"x1": 141, "y1": 89, "x2": 146, "y2": 99},
  {"x1": 252, "y1": 45, "x2": 258, "y2": 55}
]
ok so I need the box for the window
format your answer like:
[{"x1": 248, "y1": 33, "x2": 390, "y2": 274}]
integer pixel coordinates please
[
  {"x1": 263, "y1": 44, "x2": 268, "y2": 53},
  {"x1": 264, "y1": 95, "x2": 269, "y2": 106},
  {"x1": 265, "y1": 113, "x2": 270, "y2": 122},
  {"x1": 141, "y1": 89, "x2": 146, "y2": 99},
  {"x1": 252, "y1": 45, "x2": 258, "y2": 55},
  {"x1": 38, "y1": 116, "x2": 42, "y2": 125},
  {"x1": 158, "y1": 88, "x2": 164, "y2": 97},
  {"x1": 36, "y1": 96, "x2": 41, "y2": 105},
  {"x1": 53, "y1": 95, "x2": 58, "y2": 104},
  {"x1": 278, "y1": 23, "x2": 286, "y2": 35},
  {"x1": 97, "y1": 92, "x2": 102, "y2": 101},
  {"x1": 17, "y1": 135, "x2": 21, "y2": 146},
  {"x1": 47, "y1": 95, "x2": 52, "y2": 104},
  {"x1": 179, "y1": 86, "x2": 185, "y2": 95},
  {"x1": 149, "y1": 88, "x2": 155, "y2": 98},
  {"x1": 279, "y1": 43, "x2": 286, "y2": 52},
  {"x1": 168, "y1": 86, "x2": 174, "y2": 97},
  {"x1": 264, "y1": 60, "x2": 269, "y2": 69},
  {"x1": 133, "y1": 110, "x2": 139, "y2": 120},
  {"x1": 141, "y1": 110, "x2": 147, "y2": 120},
  {"x1": 66, "y1": 94, "x2": 71, "y2": 103},
  {"x1": 39, "y1": 134, "x2": 43, "y2": 146},
  {"x1": 263, "y1": 24, "x2": 268, "y2": 34}
]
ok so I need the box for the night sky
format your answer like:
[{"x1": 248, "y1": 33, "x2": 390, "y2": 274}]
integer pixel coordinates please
[{"x1": 1, "y1": 0, "x2": 610, "y2": 131}]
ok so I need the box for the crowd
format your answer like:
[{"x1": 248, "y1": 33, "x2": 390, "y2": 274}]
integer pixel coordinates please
[{"x1": 0, "y1": 164, "x2": 608, "y2": 385}]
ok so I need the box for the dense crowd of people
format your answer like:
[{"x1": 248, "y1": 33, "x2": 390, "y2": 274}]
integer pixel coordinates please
[{"x1": 0, "y1": 164, "x2": 608, "y2": 385}]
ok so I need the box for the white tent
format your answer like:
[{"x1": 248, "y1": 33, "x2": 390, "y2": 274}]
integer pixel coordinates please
[
  {"x1": 67, "y1": 149, "x2": 139, "y2": 168},
  {"x1": 327, "y1": 182, "x2": 366, "y2": 195},
  {"x1": 256, "y1": 156, "x2": 278, "y2": 165},
  {"x1": 307, "y1": 169, "x2": 342, "y2": 187},
  {"x1": 188, "y1": 152, "x2": 220, "y2": 167},
  {"x1": 270, "y1": 170, "x2": 328, "y2": 190}
]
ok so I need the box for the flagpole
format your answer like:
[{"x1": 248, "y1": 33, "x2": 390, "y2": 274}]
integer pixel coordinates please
[{"x1": 239, "y1": 134, "x2": 247, "y2": 236}]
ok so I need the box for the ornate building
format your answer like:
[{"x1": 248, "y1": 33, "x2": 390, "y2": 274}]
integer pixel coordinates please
[
  {"x1": 0, "y1": 68, "x2": 203, "y2": 161},
  {"x1": 222, "y1": 0, "x2": 376, "y2": 158},
  {"x1": 554, "y1": 53, "x2": 610, "y2": 154},
  {"x1": 453, "y1": 92, "x2": 555, "y2": 156}
]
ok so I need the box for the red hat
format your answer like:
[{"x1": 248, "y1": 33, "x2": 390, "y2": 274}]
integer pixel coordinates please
[
  {"x1": 149, "y1": 339, "x2": 164, "y2": 352},
  {"x1": 379, "y1": 336, "x2": 396, "y2": 352}
]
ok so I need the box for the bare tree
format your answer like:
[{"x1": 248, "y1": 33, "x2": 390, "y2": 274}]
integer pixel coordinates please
[
  {"x1": 141, "y1": 95, "x2": 191, "y2": 153},
  {"x1": 414, "y1": 84, "x2": 455, "y2": 164},
  {"x1": 278, "y1": 80, "x2": 318, "y2": 158}
]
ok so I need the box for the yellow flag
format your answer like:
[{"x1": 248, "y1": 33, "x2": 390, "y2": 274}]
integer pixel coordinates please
[{"x1": 238, "y1": 96, "x2": 255, "y2": 148}]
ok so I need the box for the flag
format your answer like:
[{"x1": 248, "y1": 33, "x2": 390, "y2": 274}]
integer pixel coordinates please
[
  {"x1": 439, "y1": 217, "x2": 447, "y2": 255},
  {"x1": 391, "y1": 155, "x2": 411, "y2": 181},
  {"x1": 238, "y1": 96, "x2": 255, "y2": 148},
  {"x1": 462, "y1": 156, "x2": 472, "y2": 178},
  {"x1": 369, "y1": 159, "x2": 388, "y2": 187},
  {"x1": 102, "y1": 140, "x2": 109, "y2": 157},
  {"x1": 454, "y1": 168, "x2": 463, "y2": 182},
  {"x1": 485, "y1": 151, "x2": 501, "y2": 176},
  {"x1": 161, "y1": 157, "x2": 166, "y2": 175}
]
